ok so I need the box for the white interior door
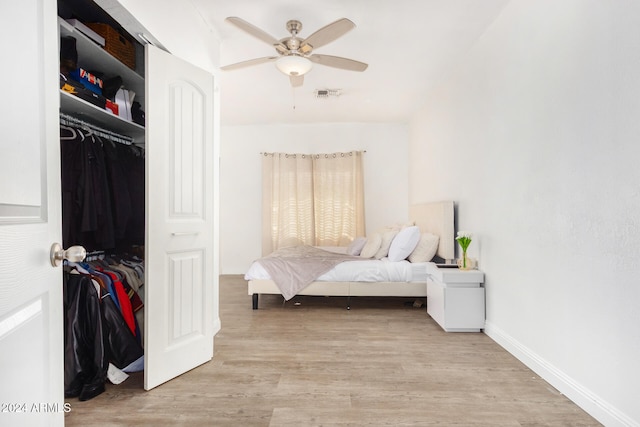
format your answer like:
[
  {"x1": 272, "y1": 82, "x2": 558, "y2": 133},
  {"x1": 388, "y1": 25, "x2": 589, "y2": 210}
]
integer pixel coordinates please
[
  {"x1": 145, "y1": 45, "x2": 216, "y2": 390},
  {"x1": 0, "y1": 0, "x2": 65, "y2": 425}
]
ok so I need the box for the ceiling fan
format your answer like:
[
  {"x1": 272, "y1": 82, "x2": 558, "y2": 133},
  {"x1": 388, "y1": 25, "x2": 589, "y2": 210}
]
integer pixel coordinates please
[{"x1": 220, "y1": 17, "x2": 368, "y2": 87}]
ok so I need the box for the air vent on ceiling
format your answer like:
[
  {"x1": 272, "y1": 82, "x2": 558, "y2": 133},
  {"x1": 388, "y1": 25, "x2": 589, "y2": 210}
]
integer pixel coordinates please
[{"x1": 315, "y1": 89, "x2": 341, "y2": 98}]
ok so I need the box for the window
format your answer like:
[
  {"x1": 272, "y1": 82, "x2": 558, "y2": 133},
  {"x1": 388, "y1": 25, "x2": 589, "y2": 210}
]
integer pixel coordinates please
[{"x1": 261, "y1": 151, "x2": 365, "y2": 255}]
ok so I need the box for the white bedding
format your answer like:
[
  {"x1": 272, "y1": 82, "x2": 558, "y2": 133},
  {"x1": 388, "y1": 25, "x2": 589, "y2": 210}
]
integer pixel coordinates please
[{"x1": 244, "y1": 257, "x2": 429, "y2": 283}]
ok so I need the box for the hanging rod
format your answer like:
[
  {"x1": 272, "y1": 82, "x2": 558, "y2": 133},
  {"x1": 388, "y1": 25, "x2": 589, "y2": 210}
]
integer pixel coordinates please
[
  {"x1": 59, "y1": 113, "x2": 134, "y2": 145},
  {"x1": 84, "y1": 250, "x2": 105, "y2": 261},
  {"x1": 260, "y1": 150, "x2": 367, "y2": 155}
]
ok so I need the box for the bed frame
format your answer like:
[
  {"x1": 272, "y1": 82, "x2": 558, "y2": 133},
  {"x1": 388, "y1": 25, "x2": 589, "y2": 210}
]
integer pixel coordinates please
[{"x1": 248, "y1": 201, "x2": 455, "y2": 309}]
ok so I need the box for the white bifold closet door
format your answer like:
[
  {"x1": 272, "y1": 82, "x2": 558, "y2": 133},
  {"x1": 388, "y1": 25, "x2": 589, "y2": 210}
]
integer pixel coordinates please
[{"x1": 144, "y1": 45, "x2": 216, "y2": 390}]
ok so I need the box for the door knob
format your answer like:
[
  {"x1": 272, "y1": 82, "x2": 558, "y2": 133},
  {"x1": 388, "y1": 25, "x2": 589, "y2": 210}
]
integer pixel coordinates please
[{"x1": 50, "y1": 243, "x2": 87, "y2": 267}]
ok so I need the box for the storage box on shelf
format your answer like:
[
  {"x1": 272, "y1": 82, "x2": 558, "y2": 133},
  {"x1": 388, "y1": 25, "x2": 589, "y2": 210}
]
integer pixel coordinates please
[
  {"x1": 85, "y1": 22, "x2": 136, "y2": 70},
  {"x1": 426, "y1": 264, "x2": 485, "y2": 332},
  {"x1": 65, "y1": 18, "x2": 105, "y2": 46}
]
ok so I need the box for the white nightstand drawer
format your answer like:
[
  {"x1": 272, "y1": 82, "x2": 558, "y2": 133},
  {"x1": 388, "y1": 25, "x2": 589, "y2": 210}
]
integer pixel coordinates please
[{"x1": 426, "y1": 266, "x2": 485, "y2": 332}]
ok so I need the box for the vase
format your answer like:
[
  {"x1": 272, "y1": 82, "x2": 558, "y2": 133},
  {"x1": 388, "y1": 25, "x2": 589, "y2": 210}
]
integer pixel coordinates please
[{"x1": 457, "y1": 252, "x2": 475, "y2": 270}]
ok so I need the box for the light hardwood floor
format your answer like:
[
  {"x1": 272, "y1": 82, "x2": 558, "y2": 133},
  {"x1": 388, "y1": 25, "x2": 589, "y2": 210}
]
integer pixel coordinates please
[{"x1": 65, "y1": 275, "x2": 601, "y2": 426}]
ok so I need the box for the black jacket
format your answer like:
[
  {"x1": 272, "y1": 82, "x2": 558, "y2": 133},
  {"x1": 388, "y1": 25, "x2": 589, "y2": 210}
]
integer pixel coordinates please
[{"x1": 63, "y1": 272, "x2": 144, "y2": 401}]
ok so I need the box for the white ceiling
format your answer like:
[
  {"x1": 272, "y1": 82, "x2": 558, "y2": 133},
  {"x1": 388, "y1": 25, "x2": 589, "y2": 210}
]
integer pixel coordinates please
[{"x1": 190, "y1": 0, "x2": 509, "y2": 126}]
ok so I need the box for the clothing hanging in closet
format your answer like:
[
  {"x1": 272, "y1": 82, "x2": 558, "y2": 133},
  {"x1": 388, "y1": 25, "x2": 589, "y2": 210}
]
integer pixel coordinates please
[
  {"x1": 64, "y1": 256, "x2": 145, "y2": 401},
  {"x1": 60, "y1": 124, "x2": 144, "y2": 251},
  {"x1": 60, "y1": 122, "x2": 146, "y2": 400}
]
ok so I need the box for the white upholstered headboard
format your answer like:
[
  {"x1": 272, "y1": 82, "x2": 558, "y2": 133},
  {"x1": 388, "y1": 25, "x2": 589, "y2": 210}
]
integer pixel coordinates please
[{"x1": 410, "y1": 201, "x2": 455, "y2": 261}]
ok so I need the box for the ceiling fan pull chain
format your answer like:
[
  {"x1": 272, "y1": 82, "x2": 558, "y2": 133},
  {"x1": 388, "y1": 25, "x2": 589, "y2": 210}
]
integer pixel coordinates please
[{"x1": 291, "y1": 86, "x2": 297, "y2": 111}]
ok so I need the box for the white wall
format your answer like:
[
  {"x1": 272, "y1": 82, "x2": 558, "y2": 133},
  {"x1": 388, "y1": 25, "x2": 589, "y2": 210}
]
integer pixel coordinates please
[
  {"x1": 220, "y1": 123, "x2": 409, "y2": 274},
  {"x1": 409, "y1": 1, "x2": 640, "y2": 426}
]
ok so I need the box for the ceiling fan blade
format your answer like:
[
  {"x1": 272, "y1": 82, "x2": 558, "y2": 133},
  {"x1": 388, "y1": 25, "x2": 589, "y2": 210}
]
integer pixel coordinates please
[
  {"x1": 309, "y1": 54, "x2": 368, "y2": 72},
  {"x1": 290, "y1": 75, "x2": 304, "y2": 87},
  {"x1": 225, "y1": 17, "x2": 286, "y2": 50},
  {"x1": 221, "y1": 56, "x2": 277, "y2": 71},
  {"x1": 300, "y1": 18, "x2": 355, "y2": 51}
]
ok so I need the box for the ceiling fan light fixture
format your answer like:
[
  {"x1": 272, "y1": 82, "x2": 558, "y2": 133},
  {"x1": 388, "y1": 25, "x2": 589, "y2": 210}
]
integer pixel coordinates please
[{"x1": 275, "y1": 55, "x2": 312, "y2": 77}]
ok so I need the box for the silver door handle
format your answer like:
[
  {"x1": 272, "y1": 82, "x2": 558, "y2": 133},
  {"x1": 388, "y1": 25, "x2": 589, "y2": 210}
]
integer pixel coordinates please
[
  {"x1": 171, "y1": 232, "x2": 199, "y2": 236},
  {"x1": 50, "y1": 243, "x2": 86, "y2": 267}
]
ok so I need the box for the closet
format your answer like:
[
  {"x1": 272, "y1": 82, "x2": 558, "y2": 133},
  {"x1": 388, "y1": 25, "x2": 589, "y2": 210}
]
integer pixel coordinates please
[{"x1": 57, "y1": 0, "x2": 217, "y2": 396}]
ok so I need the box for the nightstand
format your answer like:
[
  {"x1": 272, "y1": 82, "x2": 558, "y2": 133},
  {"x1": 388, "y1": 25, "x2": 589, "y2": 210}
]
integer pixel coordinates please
[{"x1": 426, "y1": 264, "x2": 485, "y2": 332}]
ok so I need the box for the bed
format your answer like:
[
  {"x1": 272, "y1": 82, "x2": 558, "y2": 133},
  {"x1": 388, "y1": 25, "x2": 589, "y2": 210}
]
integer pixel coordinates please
[{"x1": 245, "y1": 201, "x2": 455, "y2": 309}]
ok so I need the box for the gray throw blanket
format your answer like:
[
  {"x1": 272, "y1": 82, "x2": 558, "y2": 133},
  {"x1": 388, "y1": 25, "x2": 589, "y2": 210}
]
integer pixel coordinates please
[{"x1": 257, "y1": 245, "x2": 365, "y2": 300}]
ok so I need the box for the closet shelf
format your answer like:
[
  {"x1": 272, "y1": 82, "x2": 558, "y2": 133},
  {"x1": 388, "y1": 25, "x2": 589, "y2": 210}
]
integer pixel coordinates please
[
  {"x1": 59, "y1": 17, "x2": 145, "y2": 106},
  {"x1": 60, "y1": 90, "x2": 145, "y2": 142}
]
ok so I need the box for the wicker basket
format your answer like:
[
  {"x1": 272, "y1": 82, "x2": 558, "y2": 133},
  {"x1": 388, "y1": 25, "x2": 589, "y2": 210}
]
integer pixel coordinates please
[{"x1": 86, "y1": 22, "x2": 136, "y2": 70}]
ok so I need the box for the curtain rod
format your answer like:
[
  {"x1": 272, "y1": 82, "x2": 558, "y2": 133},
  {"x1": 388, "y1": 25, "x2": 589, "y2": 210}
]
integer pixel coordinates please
[
  {"x1": 260, "y1": 150, "x2": 366, "y2": 154},
  {"x1": 60, "y1": 113, "x2": 134, "y2": 145}
]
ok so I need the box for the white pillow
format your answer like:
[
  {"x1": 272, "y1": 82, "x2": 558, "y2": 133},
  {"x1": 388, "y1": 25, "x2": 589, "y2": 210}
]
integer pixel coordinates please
[
  {"x1": 346, "y1": 236, "x2": 367, "y2": 256},
  {"x1": 408, "y1": 233, "x2": 440, "y2": 263},
  {"x1": 374, "y1": 230, "x2": 399, "y2": 259},
  {"x1": 360, "y1": 233, "x2": 382, "y2": 258},
  {"x1": 387, "y1": 226, "x2": 421, "y2": 262}
]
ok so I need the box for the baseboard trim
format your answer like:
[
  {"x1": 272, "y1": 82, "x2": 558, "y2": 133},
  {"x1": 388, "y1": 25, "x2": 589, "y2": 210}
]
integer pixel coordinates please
[{"x1": 483, "y1": 321, "x2": 637, "y2": 427}]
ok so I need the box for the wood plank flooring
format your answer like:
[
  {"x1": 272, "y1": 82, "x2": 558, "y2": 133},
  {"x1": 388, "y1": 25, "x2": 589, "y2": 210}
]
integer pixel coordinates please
[{"x1": 64, "y1": 275, "x2": 601, "y2": 426}]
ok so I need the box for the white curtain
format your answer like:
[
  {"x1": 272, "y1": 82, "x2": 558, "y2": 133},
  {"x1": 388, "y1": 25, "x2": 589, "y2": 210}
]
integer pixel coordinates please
[{"x1": 262, "y1": 151, "x2": 365, "y2": 255}]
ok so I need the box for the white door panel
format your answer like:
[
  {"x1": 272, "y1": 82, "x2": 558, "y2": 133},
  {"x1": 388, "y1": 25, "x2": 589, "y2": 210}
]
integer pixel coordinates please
[
  {"x1": 0, "y1": 0, "x2": 64, "y2": 425},
  {"x1": 145, "y1": 45, "x2": 215, "y2": 390}
]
